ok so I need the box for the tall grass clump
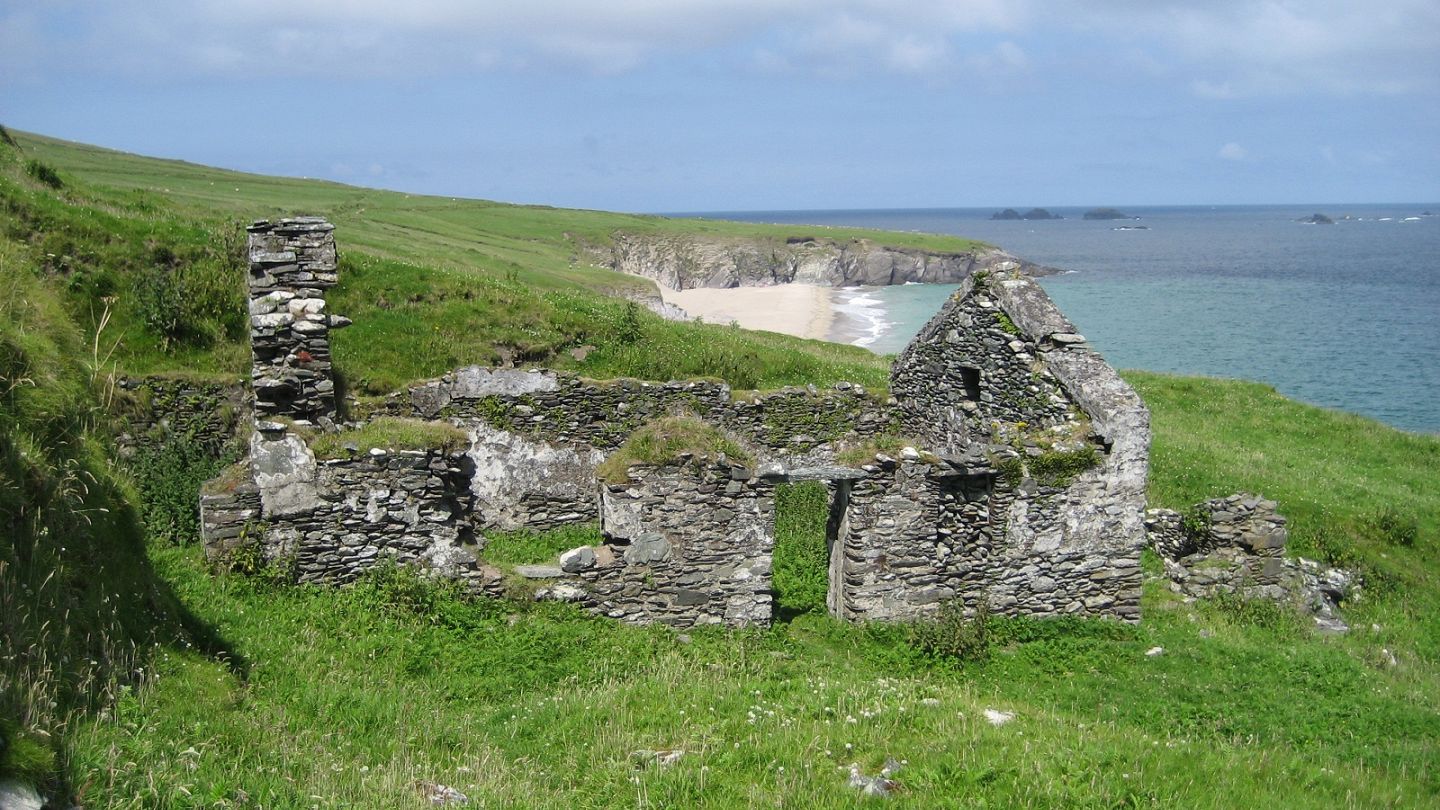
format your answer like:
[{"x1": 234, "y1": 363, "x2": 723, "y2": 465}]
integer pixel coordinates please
[
  {"x1": 907, "y1": 597, "x2": 992, "y2": 666},
  {"x1": 481, "y1": 524, "x2": 605, "y2": 568}
]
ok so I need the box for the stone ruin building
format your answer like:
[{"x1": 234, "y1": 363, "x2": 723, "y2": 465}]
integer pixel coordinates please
[{"x1": 196, "y1": 217, "x2": 1205, "y2": 629}]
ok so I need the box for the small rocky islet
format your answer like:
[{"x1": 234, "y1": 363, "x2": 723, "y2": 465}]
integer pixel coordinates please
[{"x1": 990, "y1": 207, "x2": 1062, "y2": 221}]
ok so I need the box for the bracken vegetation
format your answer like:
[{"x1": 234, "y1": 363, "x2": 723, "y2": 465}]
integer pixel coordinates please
[{"x1": 1, "y1": 128, "x2": 1438, "y2": 807}]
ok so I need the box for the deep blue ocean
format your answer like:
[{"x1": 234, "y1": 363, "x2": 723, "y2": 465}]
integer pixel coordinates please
[{"x1": 690, "y1": 205, "x2": 1440, "y2": 434}]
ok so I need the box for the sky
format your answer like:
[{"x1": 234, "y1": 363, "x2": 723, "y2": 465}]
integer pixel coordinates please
[{"x1": 2, "y1": 1, "x2": 1437, "y2": 212}]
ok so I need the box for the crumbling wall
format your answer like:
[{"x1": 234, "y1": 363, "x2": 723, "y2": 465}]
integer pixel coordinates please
[
  {"x1": 401, "y1": 368, "x2": 889, "y2": 457},
  {"x1": 526, "y1": 460, "x2": 778, "y2": 628},
  {"x1": 114, "y1": 376, "x2": 246, "y2": 460},
  {"x1": 203, "y1": 422, "x2": 493, "y2": 589},
  {"x1": 1148, "y1": 494, "x2": 1354, "y2": 631},
  {"x1": 398, "y1": 367, "x2": 890, "y2": 531}
]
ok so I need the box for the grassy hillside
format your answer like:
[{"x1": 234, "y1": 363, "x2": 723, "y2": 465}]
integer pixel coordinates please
[
  {"x1": 9, "y1": 129, "x2": 932, "y2": 394},
  {"x1": 2, "y1": 127, "x2": 1438, "y2": 806}
]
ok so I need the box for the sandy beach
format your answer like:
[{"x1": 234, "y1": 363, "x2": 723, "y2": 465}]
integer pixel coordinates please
[{"x1": 662, "y1": 284, "x2": 835, "y2": 341}]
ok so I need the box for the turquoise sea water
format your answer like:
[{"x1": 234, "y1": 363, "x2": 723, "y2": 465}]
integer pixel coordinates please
[{"x1": 690, "y1": 206, "x2": 1440, "y2": 433}]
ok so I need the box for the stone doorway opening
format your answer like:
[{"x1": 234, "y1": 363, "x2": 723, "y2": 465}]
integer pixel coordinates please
[{"x1": 771, "y1": 475, "x2": 852, "y2": 621}]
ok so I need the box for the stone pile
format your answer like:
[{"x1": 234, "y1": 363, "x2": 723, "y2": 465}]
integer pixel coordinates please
[
  {"x1": 247, "y1": 218, "x2": 349, "y2": 423},
  {"x1": 1147, "y1": 494, "x2": 1355, "y2": 631}
]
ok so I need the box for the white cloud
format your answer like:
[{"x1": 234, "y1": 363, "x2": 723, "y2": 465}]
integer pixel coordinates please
[
  {"x1": 1218, "y1": 142, "x2": 1248, "y2": 161},
  {"x1": 1085, "y1": 0, "x2": 1440, "y2": 96},
  {"x1": 1, "y1": 0, "x2": 1435, "y2": 96}
]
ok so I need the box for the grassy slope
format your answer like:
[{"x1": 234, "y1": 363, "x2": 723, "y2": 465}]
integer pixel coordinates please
[
  {"x1": 2, "y1": 129, "x2": 1438, "y2": 806},
  {"x1": 17, "y1": 132, "x2": 988, "y2": 256},
  {"x1": 12, "y1": 129, "x2": 922, "y2": 393}
]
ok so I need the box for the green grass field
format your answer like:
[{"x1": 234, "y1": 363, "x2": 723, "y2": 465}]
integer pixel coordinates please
[{"x1": 2, "y1": 127, "x2": 1438, "y2": 807}]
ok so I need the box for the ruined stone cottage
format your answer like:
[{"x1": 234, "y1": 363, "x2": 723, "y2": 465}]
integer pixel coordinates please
[{"x1": 200, "y1": 218, "x2": 1152, "y2": 628}]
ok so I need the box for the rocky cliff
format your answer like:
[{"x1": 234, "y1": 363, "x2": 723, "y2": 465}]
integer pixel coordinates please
[{"x1": 605, "y1": 232, "x2": 1055, "y2": 290}]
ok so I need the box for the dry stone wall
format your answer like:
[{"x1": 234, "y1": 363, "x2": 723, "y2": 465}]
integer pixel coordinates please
[
  {"x1": 115, "y1": 376, "x2": 246, "y2": 459},
  {"x1": 530, "y1": 460, "x2": 779, "y2": 628},
  {"x1": 400, "y1": 369, "x2": 890, "y2": 457},
  {"x1": 402, "y1": 368, "x2": 730, "y2": 450},
  {"x1": 198, "y1": 479, "x2": 261, "y2": 563},
  {"x1": 833, "y1": 456, "x2": 1142, "y2": 623},
  {"x1": 396, "y1": 368, "x2": 890, "y2": 533},
  {"x1": 207, "y1": 422, "x2": 495, "y2": 588}
]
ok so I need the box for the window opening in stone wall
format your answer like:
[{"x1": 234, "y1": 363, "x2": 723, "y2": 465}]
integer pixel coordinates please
[
  {"x1": 771, "y1": 481, "x2": 833, "y2": 620},
  {"x1": 960, "y1": 366, "x2": 982, "y2": 400}
]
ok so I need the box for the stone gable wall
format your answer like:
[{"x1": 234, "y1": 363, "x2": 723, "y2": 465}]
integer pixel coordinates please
[{"x1": 891, "y1": 277, "x2": 1076, "y2": 454}]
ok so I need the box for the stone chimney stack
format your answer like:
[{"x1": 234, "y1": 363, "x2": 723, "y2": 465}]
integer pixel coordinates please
[{"x1": 246, "y1": 217, "x2": 349, "y2": 423}]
